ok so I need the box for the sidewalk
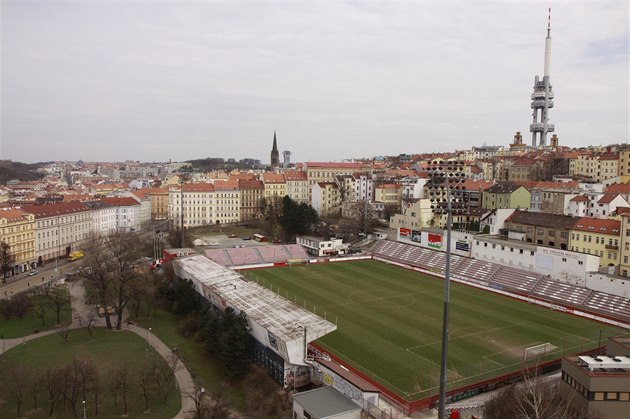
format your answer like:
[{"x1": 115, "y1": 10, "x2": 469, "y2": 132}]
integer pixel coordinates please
[{"x1": 1, "y1": 279, "x2": 196, "y2": 419}]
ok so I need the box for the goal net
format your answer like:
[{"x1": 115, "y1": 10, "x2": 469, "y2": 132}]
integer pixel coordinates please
[{"x1": 523, "y1": 342, "x2": 557, "y2": 363}]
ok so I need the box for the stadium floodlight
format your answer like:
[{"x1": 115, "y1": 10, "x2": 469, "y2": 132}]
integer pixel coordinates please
[{"x1": 426, "y1": 159, "x2": 467, "y2": 419}]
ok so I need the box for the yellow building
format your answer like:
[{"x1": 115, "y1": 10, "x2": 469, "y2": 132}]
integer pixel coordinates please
[
  {"x1": 312, "y1": 182, "x2": 341, "y2": 217},
  {"x1": 214, "y1": 180, "x2": 241, "y2": 224},
  {"x1": 262, "y1": 172, "x2": 287, "y2": 203},
  {"x1": 374, "y1": 183, "x2": 402, "y2": 206},
  {"x1": 0, "y1": 208, "x2": 36, "y2": 275},
  {"x1": 136, "y1": 188, "x2": 169, "y2": 220},
  {"x1": 303, "y1": 162, "x2": 363, "y2": 201},
  {"x1": 284, "y1": 170, "x2": 309, "y2": 204},
  {"x1": 482, "y1": 182, "x2": 531, "y2": 210},
  {"x1": 569, "y1": 217, "x2": 621, "y2": 268}
]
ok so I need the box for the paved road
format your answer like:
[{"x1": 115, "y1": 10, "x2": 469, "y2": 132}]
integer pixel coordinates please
[
  {"x1": 0, "y1": 279, "x2": 196, "y2": 419},
  {"x1": 0, "y1": 260, "x2": 73, "y2": 300}
]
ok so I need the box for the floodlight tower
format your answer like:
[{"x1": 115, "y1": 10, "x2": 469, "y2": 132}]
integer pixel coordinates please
[
  {"x1": 530, "y1": 8, "x2": 555, "y2": 147},
  {"x1": 426, "y1": 159, "x2": 467, "y2": 419}
]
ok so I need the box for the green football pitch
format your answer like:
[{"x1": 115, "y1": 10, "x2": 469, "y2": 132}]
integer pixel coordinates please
[{"x1": 245, "y1": 260, "x2": 630, "y2": 400}]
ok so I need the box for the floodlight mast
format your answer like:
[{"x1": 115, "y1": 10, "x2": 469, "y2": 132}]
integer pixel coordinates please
[{"x1": 427, "y1": 160, "x2": 466, "y2": 419}]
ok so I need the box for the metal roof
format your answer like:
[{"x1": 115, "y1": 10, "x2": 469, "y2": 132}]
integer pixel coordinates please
[
  {"x1": 292, "y1": 386, "x2": 361, "y2": 418},
  {"x1": 577, "y1": 355, "x2": 630, "y2": 371},
  {"x1": 174, "y1": 255, "x2": 336, "y2": 344}
]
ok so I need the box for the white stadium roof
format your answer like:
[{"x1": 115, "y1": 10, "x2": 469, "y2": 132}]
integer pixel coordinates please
[{"x1": 174, "y1": 254, "x2": 337, "y2": 344}]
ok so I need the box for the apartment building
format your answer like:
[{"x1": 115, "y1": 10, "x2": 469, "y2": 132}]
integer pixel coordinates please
[
  {"x1": 284, "y1": 170, "x2": 309, "y2": 204},
  {"x1": 374, "y1": 183, "x2": 402, "y2": 206},
  {"x1": 23, "y1": 202, "x2": 92, "y2": 264},
  {"x1": 620, "y1": 214, "x2": 630, "y2": 278},
  {"x1": 303, "y1": 162, "x2": 363, "y2": 202},
  {"x1": 504, "y1": 210, "x2": 576, "y2": 250},
  {"x1": 83, "y1": 201, "x2": 117, "y2": 236},
  {"x1": 238, "y1": 179, "x2": 264, "y2": 222},
  {"x1": 168, "y1": 182, "x2": 215, "y2": 228},
  {"x1": 0, "y1": 208, "x2": 36, "y2": 275},
  {"x1": 311, "y1": 182, "x2": 341, "y2": 217},
  {"x1": 134, "y1": 187, "x2": 169, "y2": 220},
  {"x1": 569, "y1": 218, "x2": 621, "y2": 268},
  {"x1": 214, "y1": 180, "x2": 241, "y2": 224},
  {"x1": 100, "y1": 197, "x2": 142, "y2": 232},
  {"x1": 262, "y1": 172, "x2": 287, "y2": 203},
  {"x1": 482, "y1": 182, "x2": 531, "y2": 210}
]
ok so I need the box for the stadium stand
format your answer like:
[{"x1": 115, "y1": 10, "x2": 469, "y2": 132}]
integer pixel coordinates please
[
  {"x1": 490, "y1": 267, "x2": 542, "y2": 293},
  {"x1": 256, "y1": 246, "x2": 285, "y2": 263},
  {"x1": 531, "y1": 278, "x2": 592, "y2": 306},
  {"x1": 228, "y1": 247, "x2": 264, "y2": 266},
  {"x1": 204, "y1": 249, "x2": 234, "y2": 267},
  {"x1": 371, "y1": 240, "x2": 630, "y2": 324},
  {"x1": 584, "y1": 292, "x2": 630, "y2": 321}
]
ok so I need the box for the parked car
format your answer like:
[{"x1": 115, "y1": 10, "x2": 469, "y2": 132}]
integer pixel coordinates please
[
  {"x1": 242, "y1": 236, "x2": 252, "y2": 240},
  {"x1": 28, "y1": 270, "x2": 38, "y2": 276},
  {"x1": 228, "y1": 234, "x2": 237, "y2": 238}
]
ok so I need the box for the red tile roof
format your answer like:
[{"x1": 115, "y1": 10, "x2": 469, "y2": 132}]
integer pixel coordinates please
[
  {"x1": 22, "y1": 202, "x2": 90, "y2": 218},
  {"x1": 572, "y1": 217, "x2": 620, "y2": 235},
  {"x1": 262, "y1": 173, "x2": 286, "y2": 184},
  {"x1": 607, "y1": 183, "x2": 630, "y2": 194},
  {"x1": 100, "y1": 197, "x2": 140, "y2": 207},
  {"x1": 0, "y1": 208, "x2": 31, "y2": 222},
  {"x1": 597, "y1": 193, "x2": 620, "y2": 204},
  {"x1": 283, "y1": 170, "x2": 307, "y2": 181},
  {"x1": 180, "y1": 183, "x2": 215, "y2": 192},
  {"x1": 238, "y1": 179, "x2": 264, "y2": 189},
  {"x1": 305, "y1": 162, "x2": 363, "y2": 169},
  {"x1": 214, "y1": 180, "x2": 239, "y2": 190},
  {"x1": 570, "y1": 195, "x2": 589, "y2": 202}
]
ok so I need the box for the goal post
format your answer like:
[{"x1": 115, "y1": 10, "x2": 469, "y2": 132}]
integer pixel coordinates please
[{"x1": 523, "y1": 342, "x2": 557, "y2": 363}]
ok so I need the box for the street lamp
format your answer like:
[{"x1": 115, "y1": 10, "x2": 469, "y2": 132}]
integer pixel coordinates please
[
  {"x1": 148, "y1": 327, "x2": 152, "y2": 349},
  {"x1": 426, "y1": 159, "x2": 467, "y2": 419},
  {"x1": 82, "y1": 400, "x2": 86, "y2": 419}
]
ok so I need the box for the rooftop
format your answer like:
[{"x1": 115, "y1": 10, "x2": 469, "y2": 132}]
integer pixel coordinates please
[
  {"x1": 572, "y1": 217, "x2": 620, "y2": 235},
  {"x1": 174, "y1": 255, "x2": 336, "y2": 345},
  {"x1": 22, "y1": 201, "x2": 90, "y2": 218},
  {"x1": 292, "y1": 386, "x2": 361, "y2": 418},
  {"x1": 506, "y1": 210, "x2": 578, "y2": 229}
]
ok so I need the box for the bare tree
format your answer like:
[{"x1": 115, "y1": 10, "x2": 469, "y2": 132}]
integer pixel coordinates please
[
  {"x1": 103, "y1": 231, "x2": 144, "y2": 330},
  {"x1": 186, "y1": 382, "x2": 211, "y2": 419},
  {"x1": 110, "y1": 362, "x2": 130, "y2": 415},
  {"x1": 36, "y1": 297, "x2": 48, "y2": 327},
  {"x1": 13, "y1": 293, "x2": 34, "y2": 320},
  {"x1": 82, "y1": 233, "x2": 115, "y2": 329},
  {"x1": 1, "y1": 361, "x2": 28, "y2": 418},
  {"x1": 137, "y1": 363, "x2": 155, "y2": 412},
  {"x1": 153, "y1": 352, "x2": 180, "y2": 402},
  {"x1": 31, "y1": 369, "x2": 42, "y2": 411},
  {"x1": 59, "y1": 326, "x2": 71, "y2": 345},
  {"x1": 45, "y1": 285, "x2": 70, "y2": 325},
  {"x1": 75, "y1": 309, "x2": 98, "y2": 337},
  {"x1": 45, "y1": 366, "x2": 65, "y2": 417},
  {"x1": 0, "y1": 240, "x2": 16, "y2": 282}
]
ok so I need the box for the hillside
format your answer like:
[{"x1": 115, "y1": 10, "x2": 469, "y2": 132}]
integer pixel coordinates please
[{"x1": 0, "y1": 160, "x2": 45, "y2": 185}]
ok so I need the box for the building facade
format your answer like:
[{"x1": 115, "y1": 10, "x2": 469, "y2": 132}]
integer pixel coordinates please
[{"x1": 0, "y1": 208, "x2": 36, "y2": 275}]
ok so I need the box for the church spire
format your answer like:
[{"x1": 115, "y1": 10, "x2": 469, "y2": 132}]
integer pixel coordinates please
[{"x1": 270, "y1": 131, "x2": 280, "y2": 168}]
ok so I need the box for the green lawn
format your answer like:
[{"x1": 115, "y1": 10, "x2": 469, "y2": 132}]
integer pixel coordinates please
[
  {"x1": 0, "y1": 294, "x2": 72, "y2": 338},
  {"x1": 134, "y1": 306, "x2": 246, "y2": 410},
  {"x1": 248, "y1": 260, "x2": 630, "y2": 400},
  {"x1": 0, "y1": 328, "x2": 179, "y2": 418}
]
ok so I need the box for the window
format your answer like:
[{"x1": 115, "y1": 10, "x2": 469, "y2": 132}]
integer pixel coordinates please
[
  {"x1": 578, "y1": 261, "x2": 584, "y2": 265},
  {"x1": 593, "y1": 392, "x2": 604, "y2": 401}
]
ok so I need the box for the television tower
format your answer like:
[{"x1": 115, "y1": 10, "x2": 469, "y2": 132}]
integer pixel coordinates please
[{"x1": 530, "y1": 8, "x2": 555, "y2": 147}]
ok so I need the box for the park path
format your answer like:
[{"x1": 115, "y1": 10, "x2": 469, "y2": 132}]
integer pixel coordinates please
[{"x1": 0, "y1": 279, "x2": 197, "y2": 419}]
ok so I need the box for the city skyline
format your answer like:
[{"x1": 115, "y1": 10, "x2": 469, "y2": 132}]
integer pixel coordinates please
[{"x1": 1, "y1": 1, "x2": 627, "y2": 164}]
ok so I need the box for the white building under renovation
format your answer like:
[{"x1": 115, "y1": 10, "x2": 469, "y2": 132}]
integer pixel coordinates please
[{"x1": 173, "y1": 254, "x2": 337, "y2": 388}]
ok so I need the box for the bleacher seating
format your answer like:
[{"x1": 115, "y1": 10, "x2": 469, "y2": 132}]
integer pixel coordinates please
[
  {"x1": 225, "y1": 248, "x2": 263, "y2": 266},
  {"x1": 283, "y1": 244, "x2": 310, "y2": 260},
  {"x1": 204, "y1": 249, "x2": 234, "y2": 267},
  {"x1": 531, "y1": 278, "x2": 592, "y2": 306},
  {"x1": 371, "y1": 239, "x2": 630, "y2": 324},
  {"x1": 490, "y1": 266, "x2": 542, "y2": 293},
  {"x1": 455, "y1": 259, "x2": 497, "y2": 284},
  {"x1": 256, "y1": 246, "x2": 286, "y2": 263},
  {"x1": 584, "y1": 292, "x2": 630, "y2": 321}
]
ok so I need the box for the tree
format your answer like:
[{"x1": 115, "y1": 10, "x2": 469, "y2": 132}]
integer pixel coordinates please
[
  {"x1": 484, "y1": 369, "x2": 602, "y2": 419},
  {"x1": 218, "y1": 309, "x2": 250, "y2": 379},
  {"x1": 45, "y1": 366, "x2": 65, "y2": 417},
  {"x1": 13, "y1": 293, "x2": 34, "y2": 320},
  {"x1": 1, "y1": 361, "x2": 28, "y2": 418},
  {"x1": 82, "y1": 233, "x2": 115, "y2": 329},
  {"x1": 107, "y1": 231, "x2": 145, "y2": 330},
  {"x1": 0, "y1": 240, "x2": 15, "y2": 282},
  {"x1": 153, "y1": 353, "x2": 180, "y2": 402},
  {"x1": 279, "y1": 196, "x2": 319, "y2": 239},
  {"x1": 186, "y1": 382, "x2": 211, "y2": 419},
  {"x1": 45, "y1": 286, "x2": 70, "y2": 324},
  {"x1": 110, "y1": 362, "x2": 130, "y2": 415},
  {"x1": 137, "y1": 363, "x2": 155, "y2": 412}
]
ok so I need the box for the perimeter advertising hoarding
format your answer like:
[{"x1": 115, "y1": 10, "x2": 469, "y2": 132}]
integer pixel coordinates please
[
  {"x1": 428, "y1": 233, "x2": 442, "y2": 249},
  {"x1": 399, "y1": 227, "x2": 411, "y2": 237},
  {"x1": 411, "y1": 230, "x2": 422, "y2": 243}
]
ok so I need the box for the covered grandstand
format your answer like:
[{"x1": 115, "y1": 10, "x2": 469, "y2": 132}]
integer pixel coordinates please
[
  {"x1": 205, "y1": 244, "x2": 310, "y2": 268},
  {"x1": 173, "y1": 254, "x2": 336, "y2": 387},
  {"x1": 371, "y1": 240, "x2": 630, "y2": 324}
]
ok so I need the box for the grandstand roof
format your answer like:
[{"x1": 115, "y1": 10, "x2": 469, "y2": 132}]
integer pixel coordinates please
[{"x1": 174, "y1": 255, "x2": 336, "y2": 345}]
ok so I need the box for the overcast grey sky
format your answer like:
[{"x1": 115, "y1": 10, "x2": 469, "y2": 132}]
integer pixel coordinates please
[{"x1": 1, "y1": 1, "x2": 627, "y2": 164}]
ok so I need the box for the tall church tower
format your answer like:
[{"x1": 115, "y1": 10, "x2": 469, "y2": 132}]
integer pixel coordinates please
[{"x1": 270, "y1": 131, "x2": 280, "y2": 168}]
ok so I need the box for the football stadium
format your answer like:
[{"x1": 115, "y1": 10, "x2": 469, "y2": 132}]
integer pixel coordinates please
[{"x1": 176, "y1": 239, "x2": 630, "y2": 413}]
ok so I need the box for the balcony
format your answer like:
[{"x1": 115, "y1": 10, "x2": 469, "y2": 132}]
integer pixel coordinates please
[{"x1": 605, "y1": 244, "x2": 619, "y2": 250}]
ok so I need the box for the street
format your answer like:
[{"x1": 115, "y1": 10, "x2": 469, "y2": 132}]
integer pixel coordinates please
[{"x1": 0, "y1": 260, "x2": 74, "y2": 299}]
